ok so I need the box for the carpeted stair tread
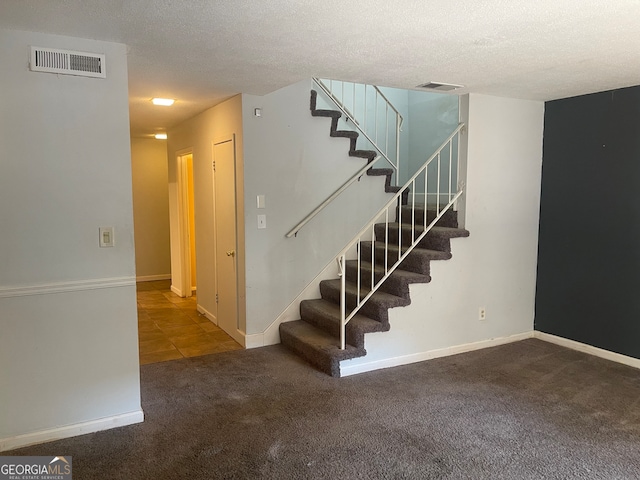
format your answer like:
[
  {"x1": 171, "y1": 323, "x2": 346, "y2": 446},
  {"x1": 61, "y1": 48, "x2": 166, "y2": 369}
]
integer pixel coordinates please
[
  {"x1": 397, "y1": 205, "x2": 459, "y2": 228},
  {"x1": 367, "y1": 167, "x2": 393, "y2": 176},
  {"x1": 311, "y1": 109, "x2": 341, "y2": 120},
  {"x1": 375, "y1": 223, "x2": 469, "y2": 251},
  {"x1": 320, "y1": 278, "x2": 409, "y2": 323},
  {"x1": 349, "y1": 149, "x2": 377, "y2": 161},
  {"x1": 359, "y1": 241, "x2": 451, "y2": 275},
  {"x1": 360, "y1": 241, "x2": 453, "y2": 262},
  {"x1": 279, "y1": 320, "x2": 365, "y2": 377},
  {"x1": 344, "y1": 260, "x2": 431, "y2": 298},
  {"x1": 300, "y1": 299, "x2": 387, "y2": 348}
]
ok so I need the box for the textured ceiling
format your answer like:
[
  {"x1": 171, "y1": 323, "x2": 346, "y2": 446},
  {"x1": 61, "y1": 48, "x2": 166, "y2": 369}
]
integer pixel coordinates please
[{"x1": 2, "y1": 0, "x2": 640, "y2": 137}]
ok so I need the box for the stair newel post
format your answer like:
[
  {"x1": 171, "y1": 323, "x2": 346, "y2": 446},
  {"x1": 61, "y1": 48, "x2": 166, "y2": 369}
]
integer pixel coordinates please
[{"x1": 339, "y1": 253, "x2": 346, "y2": 350}]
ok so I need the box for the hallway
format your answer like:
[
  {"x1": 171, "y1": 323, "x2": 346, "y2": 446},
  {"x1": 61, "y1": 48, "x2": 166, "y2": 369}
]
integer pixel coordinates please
[{"x1": 137, "y1": 280, "x2": 242, "y2": 365}]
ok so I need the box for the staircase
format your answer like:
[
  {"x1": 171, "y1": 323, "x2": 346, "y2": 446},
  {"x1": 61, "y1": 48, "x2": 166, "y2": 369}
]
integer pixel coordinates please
[
  {"x1": 280, "y1": 89, "x2": 469, "y2": 377},
  {"x1": 309, "y1": 89, "x2": 401, "y2": 196},
  {"x1": 280, "y1": 205, "x2": 468, "y2": 377}
]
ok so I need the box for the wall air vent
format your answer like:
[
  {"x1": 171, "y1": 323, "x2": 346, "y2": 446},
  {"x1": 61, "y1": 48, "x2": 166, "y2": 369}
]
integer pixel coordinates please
[
  {"x1": 416, "y1": 82, "x2": 463, "y2": 92},
  {"x1": 30, "y1": 47, "x2": 106, "y2": 79}
]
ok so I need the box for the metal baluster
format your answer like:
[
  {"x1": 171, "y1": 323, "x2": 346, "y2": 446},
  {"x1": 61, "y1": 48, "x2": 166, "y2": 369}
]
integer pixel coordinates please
[
  {"x1": 448, "y1": 140, "x2": 453, "y2": 203},
  {"x1": 437, "y1": 153, "x2": 441, "y2": 215},
  {"x1": 339, "y1": 254, "x2": 346, "y2": 350},
  {"x1": 385, "y1": 208, "x2": 389, "y2": 275},
  {"x1": 411, "y1": 181, "x2": 416, "y2": 242}
]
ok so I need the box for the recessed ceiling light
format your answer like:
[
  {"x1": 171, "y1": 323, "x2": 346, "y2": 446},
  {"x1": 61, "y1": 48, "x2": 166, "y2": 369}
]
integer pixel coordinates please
[
  {"x1": 155, "y1": 133, "x2": 167, "y2": 140},
  {"x1": 151, "y1": 98, "x2": 175, "y2": 106}
]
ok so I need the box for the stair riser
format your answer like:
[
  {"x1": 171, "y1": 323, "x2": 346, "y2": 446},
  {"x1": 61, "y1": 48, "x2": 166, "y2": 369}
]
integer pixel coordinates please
[
  {"x1": 299, "y1": 302, "x2": 363, "y2": 348},
  {"x1": 374, "y1": 225, "x2": 452, "y2": 252},
  {"x1": 396, "y1": 207, "x2": 458, "y2": 228},
  {"x1": 319, "y1": 283, "x2": 393, "y2": 324},
  {"x1": 359, "y1": 243, "x2": 432, "y2": 276},
  {"x1": 344, "y1": 264, "x2": 411, "y2": 298},
  {"x1": 279, "y1": 328, "x2": 341, "y2": 377}
]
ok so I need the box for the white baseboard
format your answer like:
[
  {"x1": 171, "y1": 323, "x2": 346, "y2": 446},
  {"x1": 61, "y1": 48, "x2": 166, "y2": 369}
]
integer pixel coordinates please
[
  {"x1": 170, "y1": 285, "x2": 183, "y2": 297},
  {"x1": 136, "y1": 274, "x2": 171, "y2": 282},
  {"x1": 244, "y1": 333, "x2": 264, "y2": 349},
  {"x1": 196, "y1": 304, "x2": 217, "y2": 325},
  {"x1": 0, "y1": 410, "x2": 144, "y2": 452},
  {"x1": 340, "y1": 331, "x2": 534, "y2": 377},
  {"x1": 534, "y1": 331, "x2": 640, "y2": 370}
]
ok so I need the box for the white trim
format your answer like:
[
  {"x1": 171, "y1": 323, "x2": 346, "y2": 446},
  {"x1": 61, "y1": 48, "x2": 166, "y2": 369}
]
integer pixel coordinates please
[
  {"x1": 340, "y1": 331, "x2": 534, "y2": 377},
  {"x1": 170, "y1": 284, "x2": 183, "y2": 297},
  {"x1": 136, "y1": 274, "x2": 171, "y2": 282},
  {"x1": 196, "y1": 304, "x2": 217, "y2": 325},
  {"x1": 534, "y1": 331, "x2": 640, "y2": 370},
  {"x1": 0, "y1": 276, "x2": 136, "y2": 299},
  {"x1": 244, "y1": 333, "x2": 264, "y2": 349},
  {"x1": 0, "y1": 410, "x2": 144, "y2": 452}
]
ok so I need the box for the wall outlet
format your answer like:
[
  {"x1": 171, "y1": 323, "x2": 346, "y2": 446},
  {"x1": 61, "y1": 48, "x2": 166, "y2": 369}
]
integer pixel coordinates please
[{"x1": 479, "y1": 307, "x2": 486, "y2": 321}]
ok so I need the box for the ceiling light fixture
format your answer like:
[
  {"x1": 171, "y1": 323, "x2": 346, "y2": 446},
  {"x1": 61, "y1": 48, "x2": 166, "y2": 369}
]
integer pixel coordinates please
[
  {"x1": 416, "y1": 82, "x2": 464, "y2": 92},
  {"x1": 151, "y1": 98, "x2": 175, "y2": 106},
  {"x1": 155, "y1": 133, "x2": 167, "y2": 140}
]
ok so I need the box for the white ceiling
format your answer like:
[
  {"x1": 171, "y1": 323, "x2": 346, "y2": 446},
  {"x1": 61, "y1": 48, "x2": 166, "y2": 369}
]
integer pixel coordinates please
[{"x1": 2, "y1": 0, "x2": 640, "y2": 137}]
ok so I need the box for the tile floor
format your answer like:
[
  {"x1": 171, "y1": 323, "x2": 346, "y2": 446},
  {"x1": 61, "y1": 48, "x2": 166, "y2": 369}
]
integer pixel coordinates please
[{"x1": 137, "y1": 280, "x2": 242, "y2": 365}]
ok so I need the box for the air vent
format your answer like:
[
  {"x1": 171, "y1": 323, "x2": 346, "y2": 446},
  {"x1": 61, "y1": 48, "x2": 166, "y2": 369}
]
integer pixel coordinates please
[
  {"x1": 30, "y1": 47, "x2": 106, "y2": 79},
  {"x1": 416, "y1": 82, "x2": 463, "y2": 92}
]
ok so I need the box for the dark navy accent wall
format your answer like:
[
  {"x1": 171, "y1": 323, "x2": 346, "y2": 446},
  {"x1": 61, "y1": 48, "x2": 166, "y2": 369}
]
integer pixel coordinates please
[{"x1": 535, "y1": 85, "x2": 640, "y2": 359}]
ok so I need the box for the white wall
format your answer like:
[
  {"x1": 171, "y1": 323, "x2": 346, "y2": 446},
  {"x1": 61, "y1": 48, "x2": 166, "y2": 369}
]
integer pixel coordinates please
[
  {"x1": 166, "y1": 95, "x2": 246, "y2": 331},
  {"x1": 131, "y1": 137, "x2": 171, "y2": 280},
  {"x1": 0, "y1": 29, "x2": 141, "y2": 449},
  {"x1": 242, "y1": 80, "x2": 394, "y2": 335},
  {"x1": 341, "y1": 93, "x2": 544, "y2": 375}
]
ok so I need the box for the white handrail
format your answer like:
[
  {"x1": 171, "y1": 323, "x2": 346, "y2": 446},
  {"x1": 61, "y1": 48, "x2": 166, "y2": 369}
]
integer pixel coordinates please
[
  {"x1": 285, "y1": 156, "x2": 381, "y2": 238},
  {"x1": 337, "y1": 123, "x2": 465, "y2": 349}
]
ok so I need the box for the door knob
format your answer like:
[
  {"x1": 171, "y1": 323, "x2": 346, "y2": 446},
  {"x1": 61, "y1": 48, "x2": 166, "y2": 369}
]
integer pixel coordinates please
[{"x1": 226, "y1": 250, "x2": 235, "y2": 257}]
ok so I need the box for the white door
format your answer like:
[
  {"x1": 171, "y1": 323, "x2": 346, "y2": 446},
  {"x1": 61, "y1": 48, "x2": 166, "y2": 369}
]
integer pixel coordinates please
[{"x1": 213, "y1": 137, "x2": 239, "y2": 341}]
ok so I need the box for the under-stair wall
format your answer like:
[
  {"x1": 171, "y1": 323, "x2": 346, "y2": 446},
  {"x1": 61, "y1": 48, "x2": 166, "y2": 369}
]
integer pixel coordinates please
[
  {"x1": 340, "y1": 93, "x2": 544, "y2": 375},
  {"x1": 241, "y1": 80, "x2": 394, "y2": 338}
]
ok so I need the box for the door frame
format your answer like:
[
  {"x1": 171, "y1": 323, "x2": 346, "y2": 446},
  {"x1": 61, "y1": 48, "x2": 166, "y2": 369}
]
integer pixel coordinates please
[
  {"x1": 212, "y1": 134, "x2": 241, "y2": 342},
  {"x1": 176, "y1": 149, "x2": 195, "y2": 298}
]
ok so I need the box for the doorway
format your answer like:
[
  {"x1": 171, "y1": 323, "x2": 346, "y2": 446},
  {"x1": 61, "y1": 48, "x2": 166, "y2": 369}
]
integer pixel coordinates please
[
  {"x1": 213, "y1": 136, "x2": 241, "y2": 343},
  {"x1": 178, "y1": 152, "x2": 197, "y2": 297}
]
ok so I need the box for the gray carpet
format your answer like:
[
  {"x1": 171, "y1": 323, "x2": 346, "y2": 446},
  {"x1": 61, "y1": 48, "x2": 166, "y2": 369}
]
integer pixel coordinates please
[{"x1": 5, "y1": 339, "x2": 640, "y2": 479}]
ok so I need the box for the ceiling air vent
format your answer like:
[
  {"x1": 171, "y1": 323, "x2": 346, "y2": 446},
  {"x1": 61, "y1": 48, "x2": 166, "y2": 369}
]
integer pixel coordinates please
[
  {"x1": 416, "y1": 82, "x2": 463, "y2": 92},
  {"x1": 30, "y1": 46, "x2": 106, "y2": 79}
]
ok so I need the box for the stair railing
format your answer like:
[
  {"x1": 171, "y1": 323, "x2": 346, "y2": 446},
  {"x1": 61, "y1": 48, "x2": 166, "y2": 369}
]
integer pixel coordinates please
[
  {"x1": 313, "y1": 78, "x2": 403, "y2": 173},
  {"x1": 337, "y1": 123, "x2": 465, "y2": 349},
  {"x1": 285, "y1": 155, "x2": 382, "y2": 238}
]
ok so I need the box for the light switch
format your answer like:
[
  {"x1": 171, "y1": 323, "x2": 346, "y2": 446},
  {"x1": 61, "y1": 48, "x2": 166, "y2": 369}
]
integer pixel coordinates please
[
  {"x1": 99, "y1": 227, "x2": 114, "y2": 247},
  {"x1": 257, "y1": 195, "x2": 266, "y2": 209},
  {"x1": 257, "y1": 215, "x2": 267, "y2": 229}
]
